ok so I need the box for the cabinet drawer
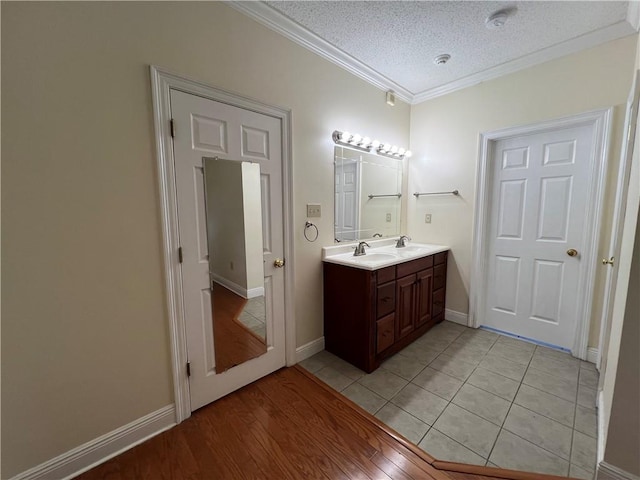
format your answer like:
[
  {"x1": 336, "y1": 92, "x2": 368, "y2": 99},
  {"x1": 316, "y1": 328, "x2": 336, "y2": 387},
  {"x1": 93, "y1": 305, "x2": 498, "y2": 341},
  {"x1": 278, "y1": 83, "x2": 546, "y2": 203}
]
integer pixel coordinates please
[
  {"x1": 376, "y1": 314, "x2": 395, "y2": 353},
  {"x1": 433, "y1": 287, "x2": 445, "y2": 316},
  {"x1": 434, "y1": 264, "x2": 446, "y2": 290},
  {"x1": 377, "y1": 266, "x2": 396, "y2": 284},
  {"x1": 376, "y1": 282, "x2": 396, "y2": 318},
  {"x1": 434, "y1": 251, "x2": 447, "y2": 266},
  {"x1": 397, "y1": 255, "x2": 433, "y2": 278}
]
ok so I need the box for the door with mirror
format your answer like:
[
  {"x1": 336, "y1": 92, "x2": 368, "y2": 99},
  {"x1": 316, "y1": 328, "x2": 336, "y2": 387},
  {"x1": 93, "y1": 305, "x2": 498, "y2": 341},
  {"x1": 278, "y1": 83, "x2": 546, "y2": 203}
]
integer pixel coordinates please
[
  {"x1": 334, "y1": 146, "x2": 403, "y2": 242},
  {"x1": 170, "y1": 89, "x2": 286, "y2": 411}
]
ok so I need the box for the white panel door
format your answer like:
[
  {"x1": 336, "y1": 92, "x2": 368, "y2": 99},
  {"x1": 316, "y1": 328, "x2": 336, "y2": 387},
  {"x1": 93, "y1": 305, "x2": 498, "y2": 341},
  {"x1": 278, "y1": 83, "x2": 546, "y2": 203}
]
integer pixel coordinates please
[
  {"x1": 484, "y1": 124, "x2": 595, "y2": 349},
  {"x1": 170, "y1": 90, "x2": 286, "y2": 411},
  {"x1": 335, "y1": 160, "x2": 359, "y2": 241}
]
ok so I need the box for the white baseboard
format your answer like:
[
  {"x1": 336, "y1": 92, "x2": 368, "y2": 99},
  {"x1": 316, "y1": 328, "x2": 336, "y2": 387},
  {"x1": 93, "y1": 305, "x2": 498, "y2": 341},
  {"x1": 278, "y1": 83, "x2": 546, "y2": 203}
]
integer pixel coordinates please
[
  {"x1": 444, "y1": 309, "x2": 469, "y2": 326},
  {"x1": 587, "y1": 347, "x2": 599, "y2": 364},
  {"x1": 11, "y1": 405, "x2": 176, "y2": 480},
  {"x1": 210, "y1": 273, "x2": 249, "y2": 299},
  {"x1": 597, "y1": 461, "x2": 640, "y2": 480},
  {"x1": 296, "y1": 337, "x2": 325, "y2": 362}
]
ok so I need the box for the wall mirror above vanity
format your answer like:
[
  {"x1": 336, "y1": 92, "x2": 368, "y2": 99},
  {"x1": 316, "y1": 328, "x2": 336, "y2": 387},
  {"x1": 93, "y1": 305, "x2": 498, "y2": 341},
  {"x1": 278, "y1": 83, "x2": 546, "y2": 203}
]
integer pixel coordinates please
[{"x1": 334, "y1": 145, "x2": 403, "y2": 242}]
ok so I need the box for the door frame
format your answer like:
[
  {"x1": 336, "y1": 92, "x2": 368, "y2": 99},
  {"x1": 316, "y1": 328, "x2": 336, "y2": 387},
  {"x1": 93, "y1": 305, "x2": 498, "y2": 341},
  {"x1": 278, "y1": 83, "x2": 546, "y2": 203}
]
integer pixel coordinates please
[
  {"x1": 150, "y1": 66, "x2": 295, "y2": 423},
  {"x1": 469, "y1": 108, "x2": 613, "y2": 360},
  {"x1": 597, "y1": 71, "x2": 640, "y2": 370}
]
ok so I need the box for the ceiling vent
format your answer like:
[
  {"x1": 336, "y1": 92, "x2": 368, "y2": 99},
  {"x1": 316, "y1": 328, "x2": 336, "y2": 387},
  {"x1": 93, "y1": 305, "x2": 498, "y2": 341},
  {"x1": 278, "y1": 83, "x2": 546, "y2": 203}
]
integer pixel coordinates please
[{"x1": 434, "y1": 54, "x2": 451, "y2": 65}]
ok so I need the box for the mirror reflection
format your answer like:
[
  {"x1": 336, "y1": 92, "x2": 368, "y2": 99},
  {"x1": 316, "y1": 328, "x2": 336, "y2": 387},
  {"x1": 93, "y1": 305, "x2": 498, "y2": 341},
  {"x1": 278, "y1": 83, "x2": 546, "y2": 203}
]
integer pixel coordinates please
[
  {"x1": 203, "y1": 157, "x2": 267, "y2": 374},
  {"x1": 334, "y1": 146, "x2": 403, "y2": 242}
]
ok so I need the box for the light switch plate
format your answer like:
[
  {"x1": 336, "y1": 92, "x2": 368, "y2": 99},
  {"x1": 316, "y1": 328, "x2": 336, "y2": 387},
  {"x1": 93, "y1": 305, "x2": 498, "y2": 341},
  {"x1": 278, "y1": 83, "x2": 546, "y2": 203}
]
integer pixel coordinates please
[
  {"x1": 307, "y1": 204, "x2": 321, "y2": 218},
  {"x1": 386, "y1": 213, "x2": 392, "y2": 222},
  {"x1": 425, "y1": 213, "x2": 432, "y2": 224}
]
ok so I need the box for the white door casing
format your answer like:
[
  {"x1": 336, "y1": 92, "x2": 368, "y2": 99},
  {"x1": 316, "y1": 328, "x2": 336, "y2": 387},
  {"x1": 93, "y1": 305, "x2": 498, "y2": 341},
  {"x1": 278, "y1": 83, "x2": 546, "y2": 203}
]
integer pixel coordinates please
[
  {"x1": 150, "y1": 67, "x2": 294, "y2": 422},
  {"x1": 597, "y1": 70, "x2": 640, "y2": 371},
  {"x1": 335, "y1": 160, "x2": 360, "y2": 241},
  {"x1": 470, "y1": 109, "x2": 612, "y2": 359},
  {"x1": 171, "y1": 90, "x2": 286, "y2": 411}
]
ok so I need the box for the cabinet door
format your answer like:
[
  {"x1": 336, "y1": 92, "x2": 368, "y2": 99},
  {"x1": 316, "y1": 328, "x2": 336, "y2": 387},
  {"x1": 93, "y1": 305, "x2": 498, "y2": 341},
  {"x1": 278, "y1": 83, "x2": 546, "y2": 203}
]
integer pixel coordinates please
[
  {"x1": 415, "y1": 268, "x2": 433, "y2": 328},
  {"x1": 376, "y1": 313, "x2": 395, "y2": 354},
  {"x1": 396, "y1": 274, "x2": 416, "y2": 339}
]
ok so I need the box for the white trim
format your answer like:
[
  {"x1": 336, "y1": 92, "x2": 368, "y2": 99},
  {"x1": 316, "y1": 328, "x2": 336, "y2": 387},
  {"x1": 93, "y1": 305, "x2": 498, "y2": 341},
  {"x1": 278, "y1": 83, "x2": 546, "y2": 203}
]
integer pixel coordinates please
[
  {"x1": 150, "y1": 66, "x2": 296, "y2": 421},
  {"x1": 598, "y1": 389, "x2": 606, "y2": 463},
  {"x1": 225, "y1": 0, "x2": 635, "y2": 105},
  {"x1": 10, "y1": 406, "x2": 175, "y2": 480},
  {"x1": 295, "y1": 337, "x2": 325, "y2": 363},
  {"x1": 209, "y1": 272, "x2": 264, "y2": 299},
  {"x1": 587, "y1": 347, "x2": 599, "y2": 365},
  {"x1": 627, "y1": 1, "x2": 640, "y2": 32},
  {"x1": 225, "y1": 0, "x2": 413, "y2": 103},
  {"x1": 444, "y1": 309, "x2": 469, "y2": 327},
  {"x1": 413, "y1": 22, "x2": 636, "y2": 103},
  {"x1": 470, "y1": 109, "x2": 613, "y2": 360},
  {"x1": 597, "y1": 462, "x2": 640, "y2": 480},
  {"x1": 597, "y1": 71, "x2": 640, "y2": 370}
]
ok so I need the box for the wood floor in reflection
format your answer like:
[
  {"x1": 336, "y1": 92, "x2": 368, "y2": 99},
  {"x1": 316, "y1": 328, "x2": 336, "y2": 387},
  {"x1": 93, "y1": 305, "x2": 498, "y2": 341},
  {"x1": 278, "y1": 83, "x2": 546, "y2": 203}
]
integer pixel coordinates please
[
  {"x1": 212, "y1": 282, "x2": 266, "y2": 373},
  {"x1": 75, "y1": 366, "x2": 569, "y2": 480}
]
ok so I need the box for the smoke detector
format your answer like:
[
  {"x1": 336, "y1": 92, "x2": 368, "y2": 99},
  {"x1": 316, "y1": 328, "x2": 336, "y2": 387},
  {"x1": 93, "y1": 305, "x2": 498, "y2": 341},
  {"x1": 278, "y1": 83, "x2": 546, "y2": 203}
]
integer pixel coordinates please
[
  {"x1": 486, "y1": 8, "x2": 515, "y2": 29},
  {"x1": 434, "y1": 54, "x2": 451, "y2": 65}
]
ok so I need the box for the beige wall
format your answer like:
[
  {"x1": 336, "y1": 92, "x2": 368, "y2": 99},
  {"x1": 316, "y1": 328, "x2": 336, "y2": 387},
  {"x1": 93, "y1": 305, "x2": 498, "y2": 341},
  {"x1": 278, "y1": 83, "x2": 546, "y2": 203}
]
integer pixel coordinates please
[
  {"x1": 1, "y1": 2, "x2": 409, "y2": 476},
  {"x1": 408, "y1": 35, "x2": 637, "y2": 347}
]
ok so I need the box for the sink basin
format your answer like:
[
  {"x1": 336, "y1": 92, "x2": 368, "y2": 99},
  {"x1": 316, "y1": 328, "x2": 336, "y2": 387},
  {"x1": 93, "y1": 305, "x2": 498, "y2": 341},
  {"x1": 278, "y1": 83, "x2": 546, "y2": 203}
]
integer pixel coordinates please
[
  {"x1": 352, "y1": 253, "x2": 398, "y2": 262},
  {"x1": 395, "y1": 246, "x2": 427, "y2": 254}
]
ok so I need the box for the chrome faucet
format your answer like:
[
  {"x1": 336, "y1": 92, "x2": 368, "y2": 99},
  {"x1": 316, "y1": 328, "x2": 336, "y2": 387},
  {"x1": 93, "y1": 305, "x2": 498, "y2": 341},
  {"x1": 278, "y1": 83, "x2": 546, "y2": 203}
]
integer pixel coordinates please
[
  {"x1": 354, "y1": 241, "x2": 370, "y2": 256},
  {"x1": 396, "y1": 235, "x2": 411, "y2": 248}
]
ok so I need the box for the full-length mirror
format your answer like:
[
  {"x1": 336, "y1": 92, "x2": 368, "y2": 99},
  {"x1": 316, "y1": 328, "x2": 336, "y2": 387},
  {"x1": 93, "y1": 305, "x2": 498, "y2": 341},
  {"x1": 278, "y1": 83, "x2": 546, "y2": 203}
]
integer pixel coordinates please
[
  {"x1": 203, "y1": 157, "x2": 267, "y2": 374},
  {"x1": 334, "y1": 146, "x2": 403, "y2": 242}
]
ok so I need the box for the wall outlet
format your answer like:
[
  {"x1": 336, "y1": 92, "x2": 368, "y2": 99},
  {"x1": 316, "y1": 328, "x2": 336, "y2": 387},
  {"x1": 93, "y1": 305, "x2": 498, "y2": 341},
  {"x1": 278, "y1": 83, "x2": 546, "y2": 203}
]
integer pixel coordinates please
[
  {"x1": 307, "y1": 203, "x2": 321, "y2": 218},
  {"x1": 386, "y1": 213, "x2": 392, "y2": 222},
  {"x1": 425, "y1": 213, "x2": 432, "y2": 224}
]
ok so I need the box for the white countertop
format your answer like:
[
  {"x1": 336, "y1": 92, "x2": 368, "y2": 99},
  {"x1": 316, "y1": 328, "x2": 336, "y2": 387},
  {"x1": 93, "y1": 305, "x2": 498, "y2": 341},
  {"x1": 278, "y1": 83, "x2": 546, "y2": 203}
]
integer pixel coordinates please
[{"x1": 322, "y1": 238, "x2": 449, "y2": 271}]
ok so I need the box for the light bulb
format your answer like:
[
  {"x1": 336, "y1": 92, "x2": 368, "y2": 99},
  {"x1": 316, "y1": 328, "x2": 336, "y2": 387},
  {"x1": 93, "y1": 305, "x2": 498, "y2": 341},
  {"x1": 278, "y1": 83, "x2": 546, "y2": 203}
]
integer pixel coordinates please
[
  {"x1": 382, "y1": 143, "x2": 391, "y2": 152},
  {"x1": 371, "y1": 140, "x2": 381, "y2": 149},
  {"x1": 398, "y1": 148, "x2": 406, "y2": 156},
  {"x1": 404, "y1": 150, "x2": 413, "y2": 158},
  {"x1": 390, "y1": 145, "x2": 398, "y2": 154},
  {"x1": 351, "y1": 133, "x2": 362, "y2": 144},
  {"x1": 340, "y1": 131, "x2": 351, "y2": 142},
  {"x1": 361, "y1": 136, "x2": 371, "y2": 147}
]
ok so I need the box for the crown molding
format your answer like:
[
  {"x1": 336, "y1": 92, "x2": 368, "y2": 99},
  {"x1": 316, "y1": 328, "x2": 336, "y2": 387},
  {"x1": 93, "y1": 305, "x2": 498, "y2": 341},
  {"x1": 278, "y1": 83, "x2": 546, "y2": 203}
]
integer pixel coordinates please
[
  {"x1": 225, "y1": 0, "x2": 414, "y2": 103},
  {"x1": 227, "y1": 1, "x2": 637, "y2": 105},
  {"x1": 413, "y1": 20, "x2": 637, "y2": 104},
  {"x1": 627, "y1": 0, "x2": 640, "y2": 31}
]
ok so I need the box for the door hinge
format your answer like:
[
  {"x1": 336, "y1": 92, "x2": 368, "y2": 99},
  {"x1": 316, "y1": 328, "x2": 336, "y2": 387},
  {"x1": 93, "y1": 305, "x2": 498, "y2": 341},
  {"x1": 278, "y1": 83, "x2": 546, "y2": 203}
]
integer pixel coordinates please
[
  {"x1": 186, "y1": 362, "x2": 191, "y2": 377},
  {"x1": 170, "y1": 119, "x2": 176, "y2": 138},
  {"x1": 178, "y1": 246, "x2": 183, "y2": 263}
]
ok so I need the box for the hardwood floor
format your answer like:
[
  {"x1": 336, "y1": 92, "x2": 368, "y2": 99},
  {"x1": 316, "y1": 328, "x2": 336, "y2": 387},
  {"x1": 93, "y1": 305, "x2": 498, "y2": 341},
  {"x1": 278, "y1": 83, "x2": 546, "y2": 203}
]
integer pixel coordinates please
[
  {"x1": 212, "y1": 283, "x2": 266, "y2": 373},
  {"x1": 76, "y1": 366, "x2": 574, "y2": 480}
]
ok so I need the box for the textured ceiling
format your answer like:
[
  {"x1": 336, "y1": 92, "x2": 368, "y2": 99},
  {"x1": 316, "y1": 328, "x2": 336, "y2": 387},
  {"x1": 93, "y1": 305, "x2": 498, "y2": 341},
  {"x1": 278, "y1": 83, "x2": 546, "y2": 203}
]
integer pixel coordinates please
[{"x1": 262, "y1": 1, "x2": 633, "y2": 99}]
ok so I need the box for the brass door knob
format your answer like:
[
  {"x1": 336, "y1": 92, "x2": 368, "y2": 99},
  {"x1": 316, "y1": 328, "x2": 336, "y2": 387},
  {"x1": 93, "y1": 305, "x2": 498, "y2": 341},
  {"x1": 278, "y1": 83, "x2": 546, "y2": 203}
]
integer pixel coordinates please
[
  {"x1": 567, "y1": 249, "x2": 578, "y2": 257},
  {"x1": 602, "y1": 257, "x2": 615, "y2": 266},
  {"x1": 274, "y1": 258, "x2": 285, "y2": 268}
]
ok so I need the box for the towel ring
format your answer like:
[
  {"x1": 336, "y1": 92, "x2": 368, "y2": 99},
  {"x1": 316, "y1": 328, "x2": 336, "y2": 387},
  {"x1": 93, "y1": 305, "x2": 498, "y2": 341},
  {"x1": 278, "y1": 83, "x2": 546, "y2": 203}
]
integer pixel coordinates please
[{"x1": 304, "y1": 221, "x2": 319, "y2": 242}]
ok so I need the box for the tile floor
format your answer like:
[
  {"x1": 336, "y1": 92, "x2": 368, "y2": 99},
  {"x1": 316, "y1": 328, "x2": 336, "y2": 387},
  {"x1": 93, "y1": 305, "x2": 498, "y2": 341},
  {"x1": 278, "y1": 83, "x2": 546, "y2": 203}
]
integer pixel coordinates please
[
  {"x1": 299, "y1": 321, "x2": 599, "y2": 479},
  {"x1": 238, "y1": 296, "x2": 266, "y2": 338}
]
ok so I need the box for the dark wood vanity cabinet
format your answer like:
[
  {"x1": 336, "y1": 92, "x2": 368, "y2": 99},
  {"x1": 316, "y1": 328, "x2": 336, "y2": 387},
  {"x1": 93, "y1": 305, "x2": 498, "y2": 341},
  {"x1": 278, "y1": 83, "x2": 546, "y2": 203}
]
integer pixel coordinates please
[{"x1": 323, "y1": 250, "x2": 448, "y2": 373}]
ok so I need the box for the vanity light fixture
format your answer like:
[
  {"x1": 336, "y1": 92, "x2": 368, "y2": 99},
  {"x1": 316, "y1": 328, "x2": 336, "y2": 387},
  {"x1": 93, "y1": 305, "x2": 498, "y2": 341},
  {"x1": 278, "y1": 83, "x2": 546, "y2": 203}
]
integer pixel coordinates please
[{"x1": 332, "y1": 130, "x2": 411, "y2": 159}]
